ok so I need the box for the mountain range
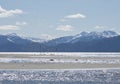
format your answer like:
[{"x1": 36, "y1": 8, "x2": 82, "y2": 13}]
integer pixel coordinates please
[{"x1": 0, "y1": 31, "x2": 120, "y2": 52}]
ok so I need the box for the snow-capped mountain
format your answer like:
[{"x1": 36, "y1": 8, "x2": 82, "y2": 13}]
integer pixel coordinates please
[
  {"x1": 2, "y1": 31, "x2": 119, "y2": 45},
  {"x1": 1, "y1": 33, "x2": 32, "y2": 45},
  {"x1": 74, "y1": 31, "x2": 118, "y2": 39},
  {"x1": 0, "y1": 30, "x2": 120, "y2": 52},
  {"x1": 0, "y1": 33, "x2": 49, "y2": 52},
  {"x1": 46, "y1": 31, "x2": 119, "y2": 45},
  {"x1": 70, "y1": 31, "x2": 119, "y2": 43},
  {"x1": 2, "y1": 33, "x2": 46, "y2": 43},
  {"x1": 45, "y1": 36, "x2": 73, "y2": 46}
]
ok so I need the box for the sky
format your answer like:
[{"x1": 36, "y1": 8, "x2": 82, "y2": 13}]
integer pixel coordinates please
[{"x1": 0, "y1": 0, "x2": 120, "y2": 39}]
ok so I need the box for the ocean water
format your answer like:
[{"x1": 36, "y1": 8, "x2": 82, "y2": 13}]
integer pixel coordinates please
[
  {"x1": 0, "y1": 69, "x2": 120, "y2": 84},
  {"x1": 1, "y1": 81, "x2": 119, "y2": 84}
]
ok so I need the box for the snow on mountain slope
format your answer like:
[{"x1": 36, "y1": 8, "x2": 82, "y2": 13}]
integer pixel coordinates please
[
  {"x1": 70, "y1": 31, "x2": 119, "y2": 43},
  {"x1": 74, "y1": 31, "x2": 118, "y2": 39},
  {"x1": 46, "y1": 36, "x2": 73, "y2": 46},
  {"x1": 0, "y1": 31, "x2": 119, "y2": 45},
  {"x1": 46, "y1": 30, "x2": 119, "y2": 45},
  {"x1": 3, "y1": 33, "x2": 46, "y2": 43},
  {"x1": 7, "y1": 38, "x2": 14, "y2": 43},
  {"x1": 0, "y1": 31, "x2": 120, "y2": 52}
]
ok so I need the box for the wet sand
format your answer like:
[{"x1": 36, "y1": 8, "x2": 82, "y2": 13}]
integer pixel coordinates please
[{"x1": 0, "y1": 53, "x2": 120, "y2": 69}]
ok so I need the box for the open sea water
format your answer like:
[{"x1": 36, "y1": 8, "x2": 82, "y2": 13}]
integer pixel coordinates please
[{"x1": 0, "y1": 69, "x2": 120, "y2": 84}]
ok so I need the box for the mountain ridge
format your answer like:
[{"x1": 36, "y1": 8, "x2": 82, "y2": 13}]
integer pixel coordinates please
[
  {"x1": 0, "y1": 30, "x2": 120, "y2": 52},
  {"x1": 46, "y1": 30, "x2": 119, "y2": 45}
]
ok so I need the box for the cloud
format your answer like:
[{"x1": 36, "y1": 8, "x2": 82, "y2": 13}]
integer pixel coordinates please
[
  {"x1": 16, "y1": 21, "x2": 27, "y2": 26},
  {"x1": 0, "y1": 25, "x2": 19, "y2": 30},
  {"x1": 65, "y1": 13, "x2": 86, "y2": 19},
  {"x1": 56, "y1": 25, "x2": 73, "y2": 31},
  {"x1": 0, "y1": 21, "x2": 27, "y2": 30},
  {"x1": 95, "y1": 25, "x2": 107, "y2": 29},
  {"x1": 0, "y1": 6, "x2": 23, "y2": 18},
  {"x1": 41, "y1": 34, "x2": 54, "y2": 40}
]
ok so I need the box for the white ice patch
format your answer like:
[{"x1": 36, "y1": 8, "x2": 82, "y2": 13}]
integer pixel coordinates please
[{"x1": 7, "y1": 38, "x2": 14, "y2": 43}]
